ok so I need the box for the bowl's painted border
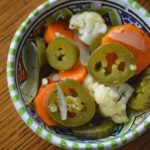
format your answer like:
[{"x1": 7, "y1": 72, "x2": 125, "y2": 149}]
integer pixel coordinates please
[{"x1": 7, "y1": 0, "x2": 150, "y2": 149}]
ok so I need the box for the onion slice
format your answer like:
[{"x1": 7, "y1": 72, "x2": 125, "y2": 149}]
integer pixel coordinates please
[
  {"x1": 21, "y1": 41, "x2": 39, "y2": 105},
  {"x1": 51, "y1": 73, "x2": 60, "y2": 82},
  {"x1": 74, "y1": 31, "x2": 90, "y2": 66},
  {"x1": 56, "y1": 83, "x2": 67, "y2": 120}
]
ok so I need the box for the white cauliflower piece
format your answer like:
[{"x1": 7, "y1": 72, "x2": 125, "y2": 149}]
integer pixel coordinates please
[
  {"x1": 84, "y1": 75, "x2": 134, "y2": 123},
  {"x1": 69, "y1": 11, "x2": 107, "y2": 45}
]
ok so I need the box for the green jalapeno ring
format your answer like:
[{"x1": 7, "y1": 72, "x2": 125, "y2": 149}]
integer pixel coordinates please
[
  {"x1": 46, "y1": 37, "x2": 79, "y2": 71},
  {"x1": 47, "y1": 79, "x2": 96, "y2": 127},
  {"x1": 87, "y1": 42, "x2": 137, "y2": 85}
]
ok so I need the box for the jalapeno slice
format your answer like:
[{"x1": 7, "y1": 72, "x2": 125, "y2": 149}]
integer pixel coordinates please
[
  {"x1": 46, "y1": 37, "x2": 79, "y2": 71},
  {"x1": 73, "y1": 120, "x2": 114, "y2": 139},
  {"x1": 47, "y1": 79, "x2": 96, "y2": 127},
  {"x1": 129, "y1": 67, "x2": 150, "y2": 111},
  {"x1": 87, "y1": 42, "x2": 136, "y2": 85}
]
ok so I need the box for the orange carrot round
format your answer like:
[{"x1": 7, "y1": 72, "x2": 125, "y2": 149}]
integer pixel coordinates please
[
  {"x1": 44, "y1": 22, "x2": 74, "y2": 43},
  {"x1": 59, "y1": 61, "x2": 87, "y2": 83},
  {"x1": 34, "y1": 83, "x2": 56, "y2": 126}
]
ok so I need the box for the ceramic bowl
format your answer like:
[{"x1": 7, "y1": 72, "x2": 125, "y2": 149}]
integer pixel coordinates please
[{"x1": 7, "y1": 0, "x2": 150, "y2": 149}]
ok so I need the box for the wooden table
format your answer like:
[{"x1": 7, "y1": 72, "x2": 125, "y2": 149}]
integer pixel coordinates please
[{"x1": 0, "y1": 0, "x2": 150, "y2": 149}]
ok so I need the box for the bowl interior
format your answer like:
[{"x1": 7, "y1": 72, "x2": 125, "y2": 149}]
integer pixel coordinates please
[{"x1": 14, "y1": 0, "x2": 150, "y2": 143}]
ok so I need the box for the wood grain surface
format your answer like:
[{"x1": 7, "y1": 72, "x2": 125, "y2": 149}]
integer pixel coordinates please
[{"x1": 0, "y1": 0, "x2": 150, "y2": 149}]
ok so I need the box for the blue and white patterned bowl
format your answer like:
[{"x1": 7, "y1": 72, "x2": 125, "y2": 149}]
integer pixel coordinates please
[{"x1": 7, "y1": 0, "x2": 150, "y2": 149}]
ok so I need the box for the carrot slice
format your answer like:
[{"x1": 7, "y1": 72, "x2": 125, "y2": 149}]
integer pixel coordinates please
[
  {"x1": 44, "y1": 22, "x2": 74, "y2": 43},
  {"x1": 59, "y1": 61, "x2": 87, "y2": 83},
  {"x1": 34, "y1": 83, "x2": 56, "y2": 126}
]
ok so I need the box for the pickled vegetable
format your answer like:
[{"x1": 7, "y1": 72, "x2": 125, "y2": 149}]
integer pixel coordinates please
[
  {"x1": 69, "y1": 11, "x2": 107, "y2": 45},
  {"x1": 58, "y1": 61, "x2": 87, "y2": 83},
  {"x1": 129, "y1": 67, "x2": 150, "y2": 111},
  {"x1": 97, "y1": 6, "x2": 121, "y2": 26},
  {"x1": 34, "y1": 83, "x2": 56, "y2": 126},
  {"x1": 90, "y1": 33, "x2": 104, "y2": 52},
  {"x1": 46, "y1": 37, "x2": 79, "y2": 71},
  {"x1": 90, "y1": 27, "x2": 112, "y2": 52},
  {"x1": 102, "y1": 24, "x2": 150, "y2": 74},
  {"x1": 21, "y1": 41, "x2": 39, "y2": 105},
  {"x1": 56, "y1": 83, "x2": 67, "y2": 120},
  {"x1": 73, "y1": 120, "x2": 114, "y2": 139},
  {"x1": 36, "y1": 37, "x2": 47, "y2": 68},
  {"x1": 44, "y1": 8, "x2": 73, "y2": 27},
  {"x1": 47, "y1": 79, "x2": 96, "y2": 127},
  {"x1": 74, "y1": 31, "x2": 90, "y2": 65},
  {"x1": 87, "y1": 42, "x2": 136, "y2": 85},
  {"x1": 44, "y1": 22, "x2": 74, "y2": 43}
]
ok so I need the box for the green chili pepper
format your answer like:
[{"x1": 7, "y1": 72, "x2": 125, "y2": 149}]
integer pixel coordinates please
[
  {"x1": 47, "y1": 79, "x2": 96, "y2": 127},
  {"x1": 87, "y1": 42, "x2": 136, "y2": 85},
  {"x1": 129, "y1": 67, "x2": 150, "y2": 111},
  {"x1": 36, "y1": 37, "x2": 47, "y2": 68},
  {"x1": 73, "y1": 120, "x2": 114, "y2": 139},
  {"x1": 46, "y1": 37, "x2": 79, "y2": 71}
]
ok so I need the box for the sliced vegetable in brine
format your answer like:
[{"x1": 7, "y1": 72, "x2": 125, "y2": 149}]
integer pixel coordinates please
[
  {"x1": 89, "y1": 27, "x2": 113, "y2": 53},
  {"x1": 69, "y1": 11, "x2": 107, "y2": 45},
  {"x1": 56, "y1": 83, "x2": 67, "y2": 120},
  {"x1": 47, "y1": 79, "x2": 96, "y2": 127},
  {"x1": 87, "y1": 42, "x2": 137, "y2": 85},
  {"x1": 74, "y1": 31, "x2": 90, "y2": 66},
  {"x1": 84, "y1": 75, "x2": 134, "y2": 124},
  {"x1": 102, "y1": 24, "x2": 150, "y2": 74},
  {"x1": 44, "y1": 21, "x2": 74, "y2": 43},
  {"x1": 35, "y1": 37, "x2": 47, "y2": 68},
  {"x1": 73, "y1": 120, "x2": 114, "y2": 139},
  {"x1": 46, "y1": 37, "x2": 79, "y2": 71},
  {"x1": 44, "y1": 8, "x2": 73, "y2": 27},
  {"x1": 21, "y1": 40, "x2": 39, "y2": 105},
  {"x1": 129, "y1": 67, "x2": 150, "y2": 111},
  {"x1": 34, "y1": 83, "x2": 56, "y2": 126},
  {"x1": 58, "y1": 61, "x2": 87, "y2": 83},
  {"x1": 90, "y1": 33, "x2": 104, "y2": 52},
  {"x1": 97, "y1": 6, "x2": 121, "y2": 26}
]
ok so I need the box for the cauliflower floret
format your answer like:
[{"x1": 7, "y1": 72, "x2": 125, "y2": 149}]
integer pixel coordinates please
[
  {"x1": 84, "y1": 75, "x2": 134, "y2": 123},
  {"x1": 69, "y1": 11, "x2": 107, "y2": 45}
]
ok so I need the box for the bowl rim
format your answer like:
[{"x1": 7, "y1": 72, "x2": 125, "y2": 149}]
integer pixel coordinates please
[{"x1": 7, "y1": 0, "x2": 150, "y2": 149}]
